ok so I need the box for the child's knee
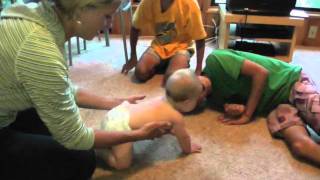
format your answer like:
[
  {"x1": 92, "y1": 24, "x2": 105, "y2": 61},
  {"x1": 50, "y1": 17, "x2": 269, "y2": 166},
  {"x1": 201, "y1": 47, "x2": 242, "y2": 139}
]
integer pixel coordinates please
[
  {"x1": 107, "y1": 145, "x2": 133, "y2": 170},
  {"x1": 113, "y1": 160, "x2": 132, "y2": 170},
  {"x1": 108, "y1": 154, "x2": 132, "y2": 170},
  {"x1": 135, "y1": 65, "x2": 153, "y2": 82}
]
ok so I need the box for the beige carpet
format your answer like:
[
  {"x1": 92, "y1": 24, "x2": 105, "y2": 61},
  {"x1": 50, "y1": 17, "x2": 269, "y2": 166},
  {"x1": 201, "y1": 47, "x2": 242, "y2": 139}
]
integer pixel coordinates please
[{"x1": 69, "y1": 49, "x2": 320, "y2": 180}]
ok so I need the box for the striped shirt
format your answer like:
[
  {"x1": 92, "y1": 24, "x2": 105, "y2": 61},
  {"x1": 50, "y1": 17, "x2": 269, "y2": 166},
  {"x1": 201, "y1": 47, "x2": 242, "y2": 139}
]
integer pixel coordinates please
[{"x1": 0, "y1": 2, "x2": 94, "y2": 150}]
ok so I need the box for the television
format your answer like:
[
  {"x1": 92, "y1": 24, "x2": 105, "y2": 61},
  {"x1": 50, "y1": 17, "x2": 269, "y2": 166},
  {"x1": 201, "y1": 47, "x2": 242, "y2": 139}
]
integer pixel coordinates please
[
  {"x1": 215, "y1": 0, "x2": 320, "y2": 12},
  {"x1": 226, "y1": 0, "x2": 297, "y2": 16},
  {"x1": 295, "y1": 0, "x2": 320, "y2": 12}
]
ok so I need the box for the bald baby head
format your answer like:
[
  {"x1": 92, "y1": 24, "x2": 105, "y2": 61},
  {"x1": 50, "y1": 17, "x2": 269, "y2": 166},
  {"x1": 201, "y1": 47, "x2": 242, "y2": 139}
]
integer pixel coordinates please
[{"x1": 165, "y1": 69, "x2": 203, "y2": 112}]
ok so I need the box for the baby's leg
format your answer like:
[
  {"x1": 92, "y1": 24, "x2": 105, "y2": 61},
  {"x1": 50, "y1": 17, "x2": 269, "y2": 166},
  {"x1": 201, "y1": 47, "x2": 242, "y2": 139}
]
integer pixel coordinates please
[
  {"x1": 282, "y1": 125, "x2": 320, "y2": 165},
  {"x1": 107, "y1": 142, "x2": 133, "y2": 170}
]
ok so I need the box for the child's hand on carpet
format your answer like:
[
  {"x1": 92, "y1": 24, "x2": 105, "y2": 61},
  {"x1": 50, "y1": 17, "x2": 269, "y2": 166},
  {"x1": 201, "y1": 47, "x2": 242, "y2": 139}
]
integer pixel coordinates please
[{"x1": 122, "y1": 56, "x2": 138, "y2": 74}]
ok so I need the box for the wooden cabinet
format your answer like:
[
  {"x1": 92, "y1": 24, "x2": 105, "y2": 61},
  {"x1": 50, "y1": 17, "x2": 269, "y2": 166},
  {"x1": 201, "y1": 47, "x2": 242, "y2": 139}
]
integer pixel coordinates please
[{"x1": 218, "y1": 5, "x2": 304, "y2": 62}]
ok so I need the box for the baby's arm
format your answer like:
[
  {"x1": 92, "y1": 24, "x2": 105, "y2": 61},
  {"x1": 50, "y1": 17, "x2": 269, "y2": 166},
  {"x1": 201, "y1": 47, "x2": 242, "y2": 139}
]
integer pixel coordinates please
[{"x1": 171, "y1": 117, "x2": 201, "y2": 154}]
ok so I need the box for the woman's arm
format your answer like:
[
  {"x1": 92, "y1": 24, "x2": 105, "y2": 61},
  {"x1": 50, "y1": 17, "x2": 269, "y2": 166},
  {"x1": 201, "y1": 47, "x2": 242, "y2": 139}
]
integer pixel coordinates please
[
  {"x1": 93, "y1": 121, "x2": 172, "y2": 148},
  {"x1": 75, "y1": 88, "x2": 145, "y2": 110}
]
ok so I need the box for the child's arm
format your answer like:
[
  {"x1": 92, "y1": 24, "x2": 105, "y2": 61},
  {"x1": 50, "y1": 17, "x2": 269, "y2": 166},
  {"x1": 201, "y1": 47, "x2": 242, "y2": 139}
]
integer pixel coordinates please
[
  {"x1": 171, "y1": 117, "x2": 201, "y2": 154},
  {"x1": 241, "y1": 60, "x2": 268, "y2": 120},
  {"x1": 222, "y1": 60, "x2": 268, "y2": 125}
]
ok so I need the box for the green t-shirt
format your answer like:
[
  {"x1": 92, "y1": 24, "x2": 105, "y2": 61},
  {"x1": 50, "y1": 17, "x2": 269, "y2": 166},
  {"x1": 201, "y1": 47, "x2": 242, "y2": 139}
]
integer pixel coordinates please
[{"x1": 203, "y1": 49, "x2": 302, "y2": 115}]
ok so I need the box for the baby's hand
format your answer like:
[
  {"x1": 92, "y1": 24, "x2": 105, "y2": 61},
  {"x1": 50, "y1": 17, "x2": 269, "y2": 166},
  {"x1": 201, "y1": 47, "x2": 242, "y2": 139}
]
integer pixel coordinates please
[
  {"x1": 224, "y1": 103, "x2": 245, "y2": 117},
  {"x1": 190, "y1": 143, "x2": 202, "y2": 153}
]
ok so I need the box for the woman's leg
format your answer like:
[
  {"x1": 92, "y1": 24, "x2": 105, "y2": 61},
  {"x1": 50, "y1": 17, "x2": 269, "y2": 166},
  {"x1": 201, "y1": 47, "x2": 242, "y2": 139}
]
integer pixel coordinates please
[
  {"x1": 0, "y1": 108, "x2": 96, "y2": 180},
  {"x1": 9, "y1": 108, "x2": 51, "y2": 135}
]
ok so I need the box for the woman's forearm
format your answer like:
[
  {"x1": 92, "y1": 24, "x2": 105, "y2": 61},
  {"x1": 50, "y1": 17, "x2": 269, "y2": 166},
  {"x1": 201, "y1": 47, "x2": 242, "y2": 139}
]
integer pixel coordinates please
[
  {"x1": 93, "y1": 121, "x2": 172, "y2": 148},
  {"x1": 93, "y1": 130, "x2": 142, "y2": 148},
  {"x1": 75, "y1": 88, "x2": 122, "y2": 110}
]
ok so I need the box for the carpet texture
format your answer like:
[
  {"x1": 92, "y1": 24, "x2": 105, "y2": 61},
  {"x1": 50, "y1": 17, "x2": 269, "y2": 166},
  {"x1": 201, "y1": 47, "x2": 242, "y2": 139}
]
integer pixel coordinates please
[{"x1": 69, "y1": 47, "x2": 320, "y2": 179}]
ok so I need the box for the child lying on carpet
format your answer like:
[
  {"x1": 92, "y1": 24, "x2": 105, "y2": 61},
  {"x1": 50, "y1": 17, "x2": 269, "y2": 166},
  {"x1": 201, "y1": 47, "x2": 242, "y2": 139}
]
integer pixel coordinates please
[
  {"x1": 197, "y1": 49, "x2": 320, "y2": 166},
  {"x1": 97, "y1": 69, "x2": 203, "y2": 169}
]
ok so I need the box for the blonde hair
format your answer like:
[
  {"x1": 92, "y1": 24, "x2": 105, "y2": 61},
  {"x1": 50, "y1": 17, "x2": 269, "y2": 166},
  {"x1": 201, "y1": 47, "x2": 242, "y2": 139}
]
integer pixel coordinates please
[{"x1": 47, "y1": 0, "x2": 118, "y2": 18}]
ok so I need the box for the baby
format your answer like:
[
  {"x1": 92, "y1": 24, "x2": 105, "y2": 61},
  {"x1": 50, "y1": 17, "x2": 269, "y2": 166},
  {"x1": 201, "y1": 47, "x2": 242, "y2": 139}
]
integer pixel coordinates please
[{"x1": 99, "y1": 69, "x2": 203, "y2": 169}]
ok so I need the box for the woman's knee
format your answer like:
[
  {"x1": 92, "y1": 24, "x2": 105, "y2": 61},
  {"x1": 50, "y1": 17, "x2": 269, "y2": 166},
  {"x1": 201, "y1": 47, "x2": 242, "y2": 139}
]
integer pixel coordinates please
[{"x1": 73, "y1": 149, "x2": 96, "y2": 179}]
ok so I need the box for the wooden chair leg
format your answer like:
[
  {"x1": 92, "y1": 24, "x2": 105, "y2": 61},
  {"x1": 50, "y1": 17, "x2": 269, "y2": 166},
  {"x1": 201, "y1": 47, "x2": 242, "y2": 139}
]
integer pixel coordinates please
[
  {"x1": 104, "y1": 28, "x2": 110, "y2": 47},
  {"x1": 76, "y1": 37, "x2": 80, "y2": 54},
  {"x1": 83, "y1": 39, "x2": 86, "y2": 50},
  {"x1": 97, "y1": 31, "x2": 102, "y2": 41}
]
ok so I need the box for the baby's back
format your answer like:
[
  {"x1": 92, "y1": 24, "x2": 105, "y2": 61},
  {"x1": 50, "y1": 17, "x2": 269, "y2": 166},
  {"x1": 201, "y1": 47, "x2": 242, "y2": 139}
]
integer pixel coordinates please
[{"x1": 127, "y1": 96, "x2": 182, "y2": 130}]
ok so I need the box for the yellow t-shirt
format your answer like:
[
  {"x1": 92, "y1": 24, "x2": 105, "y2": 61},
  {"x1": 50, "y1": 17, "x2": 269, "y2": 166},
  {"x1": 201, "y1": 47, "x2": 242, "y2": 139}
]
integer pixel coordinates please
[{"x1": 133, "y1": 0, "x2": 207, "y2": 59}]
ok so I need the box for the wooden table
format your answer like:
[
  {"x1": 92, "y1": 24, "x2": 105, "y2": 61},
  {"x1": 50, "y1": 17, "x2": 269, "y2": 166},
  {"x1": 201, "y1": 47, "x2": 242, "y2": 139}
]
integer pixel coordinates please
[{"x1": 218, "y1": 6, "x2": 305, "y2": 62}]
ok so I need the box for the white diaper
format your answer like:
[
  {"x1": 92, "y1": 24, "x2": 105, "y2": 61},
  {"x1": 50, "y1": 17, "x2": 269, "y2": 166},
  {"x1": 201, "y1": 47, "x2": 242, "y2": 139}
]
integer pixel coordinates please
[{"x1": 101, "y1": 101, "x2": 131, "y2": 131}]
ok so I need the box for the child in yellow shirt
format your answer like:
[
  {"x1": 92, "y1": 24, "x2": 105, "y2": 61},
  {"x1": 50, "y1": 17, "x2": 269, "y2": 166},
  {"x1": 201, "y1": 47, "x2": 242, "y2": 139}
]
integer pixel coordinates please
[{"x1": 122, "y1": 0, "x2": 207, "y2": 83}]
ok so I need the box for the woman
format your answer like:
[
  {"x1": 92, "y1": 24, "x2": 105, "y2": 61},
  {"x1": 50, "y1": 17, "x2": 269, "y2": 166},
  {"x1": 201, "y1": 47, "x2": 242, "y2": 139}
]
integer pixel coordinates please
[{"x1": 0, "y1": 0, "x2": 171, "y2": 179}]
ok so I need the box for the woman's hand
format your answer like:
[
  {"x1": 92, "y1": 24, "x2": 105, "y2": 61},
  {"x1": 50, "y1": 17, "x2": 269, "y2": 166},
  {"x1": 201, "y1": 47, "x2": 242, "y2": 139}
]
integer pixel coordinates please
[
  {"x1": 93, "y1": 122, "x2": 172, "y2": 148},
  {"x1": 135, "y1": 121, "x2": 172, "y2": 140},
  {"x1": 122, "y1": 95, "x2": 146, "y2": 104}
]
